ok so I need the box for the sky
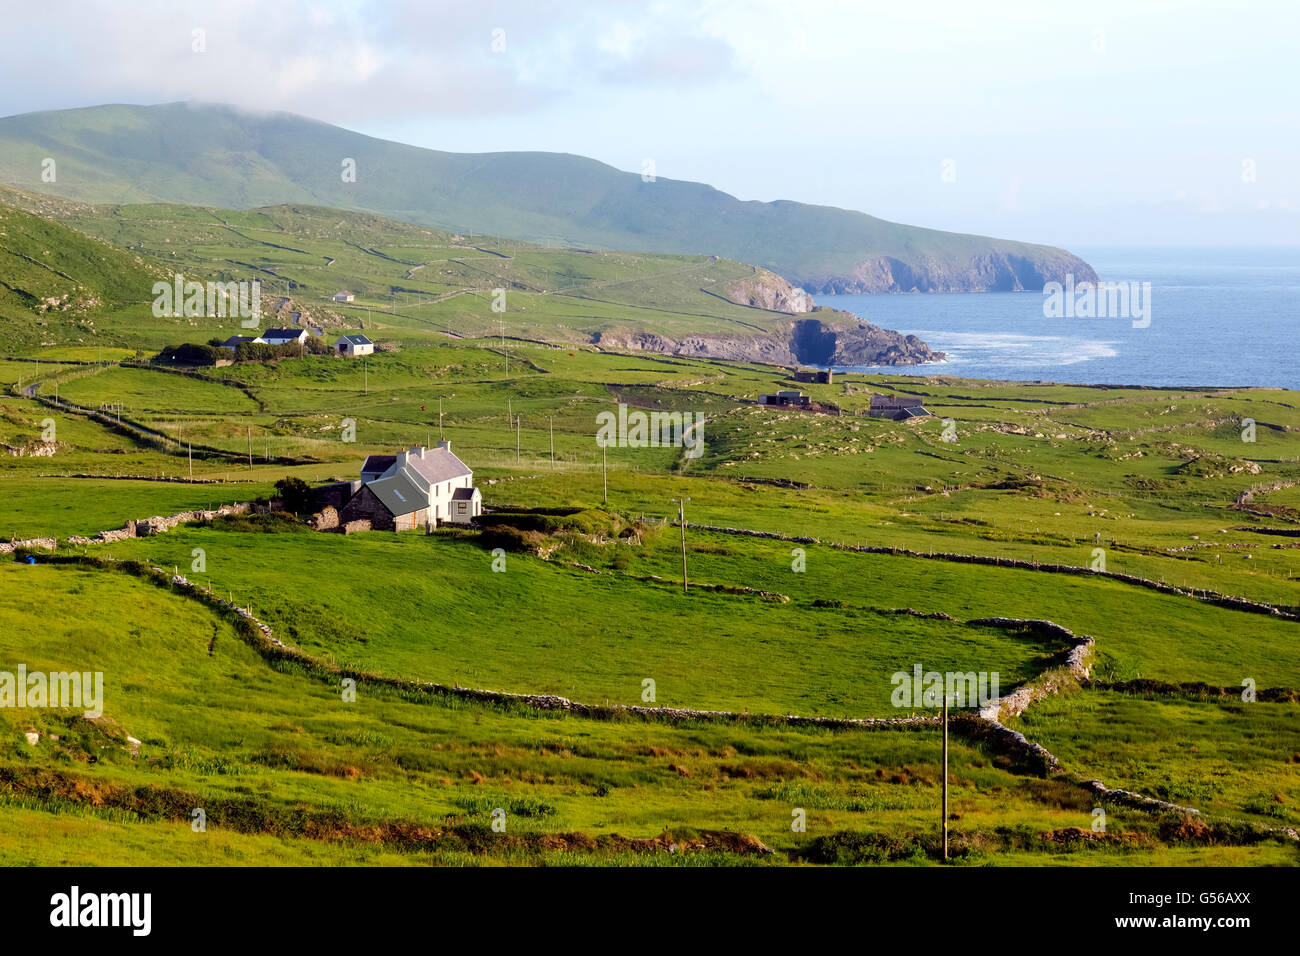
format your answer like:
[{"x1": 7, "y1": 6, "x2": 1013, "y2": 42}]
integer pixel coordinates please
[{"x1": 2, "y1": 0, "x2": 1297, "y2": 247}]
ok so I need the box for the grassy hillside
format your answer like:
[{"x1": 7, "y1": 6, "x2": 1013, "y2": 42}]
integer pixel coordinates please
[
  {"x1": 0, "y1": 102, "x2": 1096, "y2": 292},
  {"x1": 0, "y1": 189, "x2": 827, "y2": 356},
  {"x1": 0, "y1": 200, "x2": 162, "y2": 351}
]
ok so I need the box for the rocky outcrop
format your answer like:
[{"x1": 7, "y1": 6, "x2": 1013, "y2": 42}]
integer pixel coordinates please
[
  {"x1": 3, "y1": 441, "x2": 58, "y2": 458},
  {"x1": 717, "y1": 269, "x2": 814, "y2": 313},
  {"x1": 800, "y1": 249, "x2": 1099, "y2": 295},
  {"x1": 594, "y1": 315, "x2": 943, "y2": 368}
]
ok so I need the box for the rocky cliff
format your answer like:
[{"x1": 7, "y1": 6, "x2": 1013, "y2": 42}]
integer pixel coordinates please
[
  {"x1": 801, "y1": 248, "x2": 1097, "y2": 294},
  {"x1": 593, "y1": 314, "x2": 943, "y2": 368}
]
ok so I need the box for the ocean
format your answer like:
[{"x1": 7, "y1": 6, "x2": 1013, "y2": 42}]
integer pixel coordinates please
[{"x1": 815, "y1": 246, "x2": 1300, "y2": 390}]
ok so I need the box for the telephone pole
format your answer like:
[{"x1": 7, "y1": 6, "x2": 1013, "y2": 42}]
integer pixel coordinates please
[
  {"x1": 942, "y1": 695, "x2": 950, "y2": 862},
  {"x1": 602, "y1": 443, "x2": 608, "y2": 504},
  {"x1": 515, "y1": 414, "x2": 521, "y2": 461},
  {"x1": 548, "y1": 416, "x2": 555, "y2": 469},
  {"x1": 439, "y1": 398, "x2": 444, "y2": 440},
  {"x1": 672, "y1": 497, "x2": 690, "y2": 593}
]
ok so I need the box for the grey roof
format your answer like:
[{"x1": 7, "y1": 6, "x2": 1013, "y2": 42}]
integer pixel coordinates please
[
  {"x1": 366, "y1": 471, "x2": 427, "y2": 517},
  {"x1": 220, "y1": 335, "x2": 257, "y2": 348},
  {"x1": 338, "y1": 334, "x2": 373, "y2": 345},
  {"x1": 451, "y1": 486, "x2": 479, "y2": 500},
  {"x1": 870, "y1": 394, "x2": 924, "y2": 407},
  {"x1": 260, "y1": 328, "x2": 307, "y2": 341},
  {"x1": 899, "y1": 405, "x2": 930, "y2": 418},
  {"x1": 406, "y1": 447, "x2": 472, "y2": 485},
  {"x1": 361, "y1": 454, "x2": 396, "y2": 475}
]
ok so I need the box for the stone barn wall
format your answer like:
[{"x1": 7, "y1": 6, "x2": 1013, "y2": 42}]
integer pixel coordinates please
[
  {"x1": 339, "y1": 486, "x2": 397, "y2": 531},
  {"x1": 312, "y1": 480, "x2": 361, "y2": 512}
]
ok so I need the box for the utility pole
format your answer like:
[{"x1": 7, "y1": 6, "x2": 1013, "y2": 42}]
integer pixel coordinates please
[
  {"x1": 549, "y1": 416, "x2": 555, "y2": 469},
  {"x1": 672, "y1": 497, "x2": 690, "y2": 593},
  {"x1": 188, "y1": 442, "x2": 193, "y2": 481},
  {"x1": 515, "y1": 414, "x2": 521, "y2": 460},
  {"x1": 602, "y1": 443, "x2": 608, "y2": 504},
  {"x1": 942, "y1": 695, "x2": 950, "y2": 862},
  {"x1": 439, "y1": 398, "x2": 444, "y2": 440},
  {"x1": 364, "y1": 357, "x2": 368, "y2": 395}
]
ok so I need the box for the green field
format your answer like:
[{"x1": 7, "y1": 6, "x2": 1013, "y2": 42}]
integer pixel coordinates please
[{"x1": 1, "y1": 193, "x2": 1297, "y2": 866}]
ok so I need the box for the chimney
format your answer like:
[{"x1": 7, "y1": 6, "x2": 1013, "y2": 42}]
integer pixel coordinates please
[
  {"x1": 437, "y1": 440, "x2": 451, "y2": 452},
  {"x1": 411, "y1": 445, "x2": 425, "y2": 459},
  {"x1": 396, "y1": 450, "x2": 409, "y2": 468}
]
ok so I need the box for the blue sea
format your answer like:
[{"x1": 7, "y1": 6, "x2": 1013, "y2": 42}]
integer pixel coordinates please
[{"x1": 815, "y1": 247, "x2": 1300, "y2": 389}]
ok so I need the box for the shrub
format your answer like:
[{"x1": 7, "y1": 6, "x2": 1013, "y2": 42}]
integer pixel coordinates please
[
  {"x1": 155, "y1": 342, "x2": 223, "y2": 366},
  {"x1": 275, "y1": 476, "x2": 314, "y2": 516},
  {"x1": 479, "y1": 526, "x2": 546, "y2": 554}
]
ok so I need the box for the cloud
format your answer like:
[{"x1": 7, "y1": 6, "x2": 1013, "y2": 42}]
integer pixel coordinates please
[
  {"x1": 598, "y1": 33, "x2": 736, "y2": 87},
  {"x1": 0, "y1": 0, "x2": 742, "y2": 124}
]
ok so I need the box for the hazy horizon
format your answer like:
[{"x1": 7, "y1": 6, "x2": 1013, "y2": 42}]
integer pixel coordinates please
[{"x1": 1, "y1": 1, "x2": 1296, "y2": 250}]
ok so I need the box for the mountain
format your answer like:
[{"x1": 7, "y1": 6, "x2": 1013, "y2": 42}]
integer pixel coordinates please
[{"x1": 0, "y1": 103, "x2": 1097, "y2": 295}]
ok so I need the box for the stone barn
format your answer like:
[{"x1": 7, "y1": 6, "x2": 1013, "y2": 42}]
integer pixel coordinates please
[{"x1": 867, "y1": 394, "x2": 930, "y2": 420}]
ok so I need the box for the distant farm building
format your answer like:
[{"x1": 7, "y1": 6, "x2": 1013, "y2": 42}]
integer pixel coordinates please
[
  {"x1": 867, "y1": 394, "x2": 931, "y2": 420},
  {"x1": 218, "y1": 335, "x2": 258, "y2": 351},
  {"x1": 333, "y1": 291, "x2": 356, "y2": 302},
  {"x1": 792, "y1": 368, "x2": 833, "y2": 384},
  {"x1": 338, "y1": 442, "x2": 481, "y2": 531},
  {"x1": 758, "y1": 390, "x2": 811, "y2": 407},
  {"x1": 336, "y1": 334, "x2": 374, "y2": 357},
  {"x1": 258, "y1": 328, "x2": 310, "y2": 347}
]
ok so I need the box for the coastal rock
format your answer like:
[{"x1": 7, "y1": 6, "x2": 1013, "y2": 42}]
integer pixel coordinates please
[
  {"x1": 717, "y1": 269, "x2": 814, "y2": 313},
  {"x1": 593, "y1": 315, "x2": 943, "y2": 368}
]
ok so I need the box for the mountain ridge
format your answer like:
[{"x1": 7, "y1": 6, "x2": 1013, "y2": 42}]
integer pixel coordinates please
[{"x1": 0, "y1": 102, "x2": 1098, "y2": 295}]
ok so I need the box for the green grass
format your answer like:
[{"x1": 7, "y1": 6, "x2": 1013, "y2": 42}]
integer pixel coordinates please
[
  {"x1": 2, "y1": 562, "x2": 1293, "y2": 866},
  {"x1": 1011, "y1": 688, "x2": 1300, "y2": 829},
  {"x1": 0, "y1": 191, "x2": 1296, "y2": 866}
]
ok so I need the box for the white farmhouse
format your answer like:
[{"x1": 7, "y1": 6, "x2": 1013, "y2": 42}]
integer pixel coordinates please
[
  {"x1": 336, "y1": 334, "x2": 374, "y2": 357},
  {"x1": 258, "y1": 328, "x2": 309, "y2": 346},
  {"x1": 355, "y1": 441, "x2": 481, "y2": 527}
]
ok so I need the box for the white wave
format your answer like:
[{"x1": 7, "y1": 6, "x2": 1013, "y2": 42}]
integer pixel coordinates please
[{"x1": 904, "y1": 330, "x2": 1119, "y2": 368}]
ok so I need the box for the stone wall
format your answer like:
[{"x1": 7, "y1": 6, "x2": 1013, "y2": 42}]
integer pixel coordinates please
[
  {"x1": 310, "y1": 506, "x2": 339, "y2": 531},
  {"x1": 311, "y1": 480, "x2": 361, "y2": 511},
  {"x1": 66, "y1": 503, "x2": 251, "y2": 545},
  {"x1": 0, "y1": 537, "x2": 57, "y2": 554}
]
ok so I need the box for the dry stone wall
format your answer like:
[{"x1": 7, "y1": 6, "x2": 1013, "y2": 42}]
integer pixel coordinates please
[{"x1": 66, "y1": 503, "x2": 251, "y2": 545}]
